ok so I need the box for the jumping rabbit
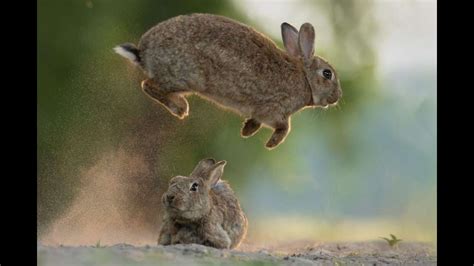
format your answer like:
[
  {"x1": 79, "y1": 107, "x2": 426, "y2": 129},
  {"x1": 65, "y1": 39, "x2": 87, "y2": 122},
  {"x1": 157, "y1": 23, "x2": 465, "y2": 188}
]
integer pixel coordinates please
[
  {"x1": 114, "y1": 13, "x2": 342, "y2": 149},
  {"x1": 158, "y1": 158, "x2": 247, "y2": 249}
]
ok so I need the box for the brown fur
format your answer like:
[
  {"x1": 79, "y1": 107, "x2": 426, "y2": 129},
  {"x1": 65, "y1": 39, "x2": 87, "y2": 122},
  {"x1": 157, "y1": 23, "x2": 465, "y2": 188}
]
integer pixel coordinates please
[
  {"x1": 115, "y1": 13, "x2": 342, "y2": 149},
  {"x1": 158, "y1": 159, "x2": 248, "y2": 249}
]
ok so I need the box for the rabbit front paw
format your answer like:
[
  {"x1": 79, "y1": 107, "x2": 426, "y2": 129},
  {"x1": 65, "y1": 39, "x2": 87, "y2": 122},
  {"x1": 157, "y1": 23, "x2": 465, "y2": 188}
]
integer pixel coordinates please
[
  {"x1": 265, "y1": 122, "x2": 290, "y2": 149},
  {"x1": 241, "y1": 118, "x2": 261, "y2": 138}
]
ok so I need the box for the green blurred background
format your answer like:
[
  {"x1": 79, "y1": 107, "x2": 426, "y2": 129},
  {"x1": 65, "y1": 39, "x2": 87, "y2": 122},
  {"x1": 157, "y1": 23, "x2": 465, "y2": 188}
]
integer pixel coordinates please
[{"x1": 38, "y1": 0, "x2": 436, "y2": 246}]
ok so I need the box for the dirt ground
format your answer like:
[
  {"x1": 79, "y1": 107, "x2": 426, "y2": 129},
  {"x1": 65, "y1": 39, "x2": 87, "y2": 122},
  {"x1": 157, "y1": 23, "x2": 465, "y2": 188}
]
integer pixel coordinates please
[{"x1": 37, "y1": 240, "x2": 436, "y2": 265}]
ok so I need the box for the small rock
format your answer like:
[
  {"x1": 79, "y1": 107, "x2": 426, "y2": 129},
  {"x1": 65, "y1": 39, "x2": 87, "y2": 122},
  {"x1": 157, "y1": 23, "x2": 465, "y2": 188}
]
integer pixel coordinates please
[{"x1": 258, "y1": 249, "x2": 270, "y2": 255}]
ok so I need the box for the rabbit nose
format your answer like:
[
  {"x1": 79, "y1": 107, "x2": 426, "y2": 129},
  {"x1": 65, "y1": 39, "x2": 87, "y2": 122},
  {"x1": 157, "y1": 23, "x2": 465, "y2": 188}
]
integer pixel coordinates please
[
  {"x1": 166, "y1": 194, "x2": 175, "y2": 204},
  {"x1": 327, "y1": 90, "x2": 340, "y2": 104},
  {"x1": 327, "y1": 95, "x2": 338, "y2": 104}
]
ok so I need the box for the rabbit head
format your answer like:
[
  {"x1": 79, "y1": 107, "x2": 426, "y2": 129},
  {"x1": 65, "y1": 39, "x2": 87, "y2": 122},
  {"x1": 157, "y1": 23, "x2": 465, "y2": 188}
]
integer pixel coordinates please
[
  {"x1": 162, "y1": 158, "x2": 226, "y2": 221},
  {"x1": 282, "y1": 22, "x2": 342, "y2": 107}
]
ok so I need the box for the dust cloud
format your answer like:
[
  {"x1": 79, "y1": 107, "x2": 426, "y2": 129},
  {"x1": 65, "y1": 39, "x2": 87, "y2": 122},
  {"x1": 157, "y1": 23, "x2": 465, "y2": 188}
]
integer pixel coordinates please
[
  {"x1": 40, "y1": 149, "x2": 164, "y2": 246},
  {"x1": 38, "y1": 103, "x2": 181, "y2": 246}
]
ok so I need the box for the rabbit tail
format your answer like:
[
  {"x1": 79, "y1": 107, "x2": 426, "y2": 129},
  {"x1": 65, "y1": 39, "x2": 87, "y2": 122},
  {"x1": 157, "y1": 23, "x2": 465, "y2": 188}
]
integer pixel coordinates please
[{"x1": 114, "y1": 43, "x2": 141, "y2": 65}]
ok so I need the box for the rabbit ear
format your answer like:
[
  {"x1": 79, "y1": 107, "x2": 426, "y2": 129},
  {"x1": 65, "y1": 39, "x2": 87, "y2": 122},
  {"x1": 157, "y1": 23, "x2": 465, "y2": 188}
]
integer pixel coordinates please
[
  {"x1": 190, "y1": 158, "x2": 216, "y2": 177},
  {"x1": 190, "y1": 159, "x2": 227, "y2": 186},
  {"x1": 281, "y1": 22, "x2": 301, "y2": 57},
  {"x1": 298, "y1": 23, "x2": 315, "y2": 59},
  {"x1": 206, "y1": 160, "x2": 226, "y2": 186}
]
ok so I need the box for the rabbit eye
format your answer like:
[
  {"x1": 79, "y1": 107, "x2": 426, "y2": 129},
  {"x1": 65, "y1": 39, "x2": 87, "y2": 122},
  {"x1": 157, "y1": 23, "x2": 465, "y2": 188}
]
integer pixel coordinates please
[
  {"x1": 190, "y1": 182, "x2": 199, "y2": 192},
  {"x1": 322, "y1": 69, "x2": 332, "y2": 80}
]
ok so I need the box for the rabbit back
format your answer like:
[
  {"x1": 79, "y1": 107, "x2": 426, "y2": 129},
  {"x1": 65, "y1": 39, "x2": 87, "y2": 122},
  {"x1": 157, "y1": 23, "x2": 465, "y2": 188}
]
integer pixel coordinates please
[
  {"x1": 137, "y1": 13, "x2": 310, "y2": 119},
  {"x1": 210, "y1": 180, "x2": 247, "y2": 248}
]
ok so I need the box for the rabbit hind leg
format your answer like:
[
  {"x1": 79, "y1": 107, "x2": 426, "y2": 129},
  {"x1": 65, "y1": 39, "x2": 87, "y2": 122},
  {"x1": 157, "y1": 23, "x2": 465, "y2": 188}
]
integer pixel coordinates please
[
  {"x1": 241, "y1": 118, "x2": 262, "y2": 138},
  {"x1": 141, "y1": 79, "x2": 189, "y2": 119}
]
